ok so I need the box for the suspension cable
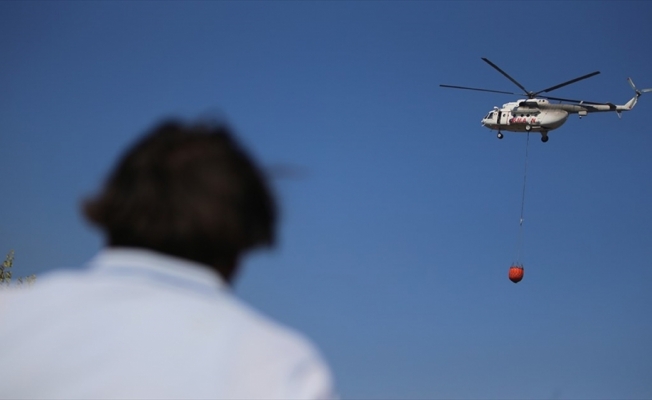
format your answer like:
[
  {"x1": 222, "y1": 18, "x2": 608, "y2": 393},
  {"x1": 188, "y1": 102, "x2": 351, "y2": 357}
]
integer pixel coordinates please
[{"x1": 515, "y1": 132, "x2": 530, "y2": 265}]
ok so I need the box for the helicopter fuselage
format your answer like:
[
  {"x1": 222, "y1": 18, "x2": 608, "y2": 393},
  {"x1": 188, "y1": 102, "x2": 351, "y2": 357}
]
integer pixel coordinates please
[{"x1": 481, "y1": 99, "x2": 569, "y2": 134}]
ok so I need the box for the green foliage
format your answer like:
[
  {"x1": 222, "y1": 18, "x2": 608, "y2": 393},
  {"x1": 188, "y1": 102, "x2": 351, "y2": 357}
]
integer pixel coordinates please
[
  {"x1": 0, "y1": 250, "x2": 14, "y2": 285},
  {"x1": 1, "y1": 250, "x2": 36, "y2": 287}
]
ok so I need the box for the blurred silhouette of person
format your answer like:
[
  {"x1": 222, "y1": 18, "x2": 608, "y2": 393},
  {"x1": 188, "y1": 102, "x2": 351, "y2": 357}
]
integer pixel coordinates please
[{"x1": 0, "y1": 119, "x2": 335, "y2": 399}]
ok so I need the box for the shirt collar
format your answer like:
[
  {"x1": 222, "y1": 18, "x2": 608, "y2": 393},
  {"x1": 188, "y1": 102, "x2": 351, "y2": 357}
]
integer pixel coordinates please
[{"x1": 86, "y1": 247, "x2": 229, "y2": 293}]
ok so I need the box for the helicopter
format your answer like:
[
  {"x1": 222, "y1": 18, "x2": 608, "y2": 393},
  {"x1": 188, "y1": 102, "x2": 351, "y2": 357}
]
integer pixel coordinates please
[{"x1": 440, "y1": 58, "x2": 651, "y2": 142}]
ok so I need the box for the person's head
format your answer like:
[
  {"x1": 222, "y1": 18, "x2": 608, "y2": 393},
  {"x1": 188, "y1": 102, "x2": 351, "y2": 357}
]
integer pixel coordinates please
[{"x1": 83, "y1": 119, "x2": 277, "y2": 283}]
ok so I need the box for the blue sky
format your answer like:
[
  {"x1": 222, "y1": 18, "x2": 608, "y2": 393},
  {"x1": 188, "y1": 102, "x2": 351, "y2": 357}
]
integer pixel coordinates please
[{"x1": 2, "y1": 1, "x2": 651, "y2": 398}]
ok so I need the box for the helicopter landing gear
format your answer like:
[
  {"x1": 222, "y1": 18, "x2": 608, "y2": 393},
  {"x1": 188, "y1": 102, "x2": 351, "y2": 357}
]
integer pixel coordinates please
[
  {"x1": 541, "y1": 132, "x2": 549, "y2": 143},
  {"x1": 497, "y1": 132, "x2": 503, "y2": 139},
  {"x1": 525, "y1": 124, "x2": 532, "y2": 132}
]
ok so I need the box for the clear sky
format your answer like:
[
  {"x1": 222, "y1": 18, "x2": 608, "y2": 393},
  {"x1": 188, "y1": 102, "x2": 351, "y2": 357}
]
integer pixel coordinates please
[{"x1": 2, "y1": 1, "x2": 651, "y2": 399}]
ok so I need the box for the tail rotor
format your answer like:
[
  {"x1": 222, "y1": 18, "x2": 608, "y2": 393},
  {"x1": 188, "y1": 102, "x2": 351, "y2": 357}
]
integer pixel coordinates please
[
  {"x1": 622, "y1": 78, "x2": 652, "y2": 111},
  {"x1": 628, "y1": 78, "x2": 652, "y2": 97}
]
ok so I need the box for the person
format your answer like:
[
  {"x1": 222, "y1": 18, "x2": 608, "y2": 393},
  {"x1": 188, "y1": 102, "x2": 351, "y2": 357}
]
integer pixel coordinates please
[{"x1": 0, "y1": 119, "x2": 336, "y2": 399}]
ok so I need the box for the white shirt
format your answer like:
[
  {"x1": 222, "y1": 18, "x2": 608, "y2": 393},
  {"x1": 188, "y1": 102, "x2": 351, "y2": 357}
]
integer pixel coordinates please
[{"x1": 0, "y1": 248, "x2": 335, "y2": 400}]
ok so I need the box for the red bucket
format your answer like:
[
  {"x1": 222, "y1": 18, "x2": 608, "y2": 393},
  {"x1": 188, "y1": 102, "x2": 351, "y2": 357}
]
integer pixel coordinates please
[{"x1": 508, "y1": 265, "x2": 524, "y2": 283}]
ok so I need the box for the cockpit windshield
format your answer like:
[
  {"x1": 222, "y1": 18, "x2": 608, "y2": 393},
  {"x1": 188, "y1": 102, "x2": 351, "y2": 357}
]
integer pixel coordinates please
[{"x1": 484, "y1": 112, "x2": 494, "y2": 120}]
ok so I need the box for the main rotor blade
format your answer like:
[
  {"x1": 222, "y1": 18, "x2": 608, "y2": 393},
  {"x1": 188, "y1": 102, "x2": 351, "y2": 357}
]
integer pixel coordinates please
[
  {"x1": 535, "y1": 71, "x2": 600, "y2": 96},
  {"x1": 481, "y1": 57, "x2": 529, "y2": 95},
  {"x1": 439, "y1": 84, "x2": 517, "y2": 95}
]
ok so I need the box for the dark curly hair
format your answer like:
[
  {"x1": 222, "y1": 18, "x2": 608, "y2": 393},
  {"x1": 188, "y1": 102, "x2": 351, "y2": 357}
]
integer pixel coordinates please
[{"x1": 83, "y1": 119, "x2": 277, "y2": 282}]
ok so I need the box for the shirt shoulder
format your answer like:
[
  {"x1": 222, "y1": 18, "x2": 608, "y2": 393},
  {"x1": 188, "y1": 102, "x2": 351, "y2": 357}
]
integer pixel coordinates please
[{"x1": 0, "y1": 254, "x2": 336, "y2": 399}]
